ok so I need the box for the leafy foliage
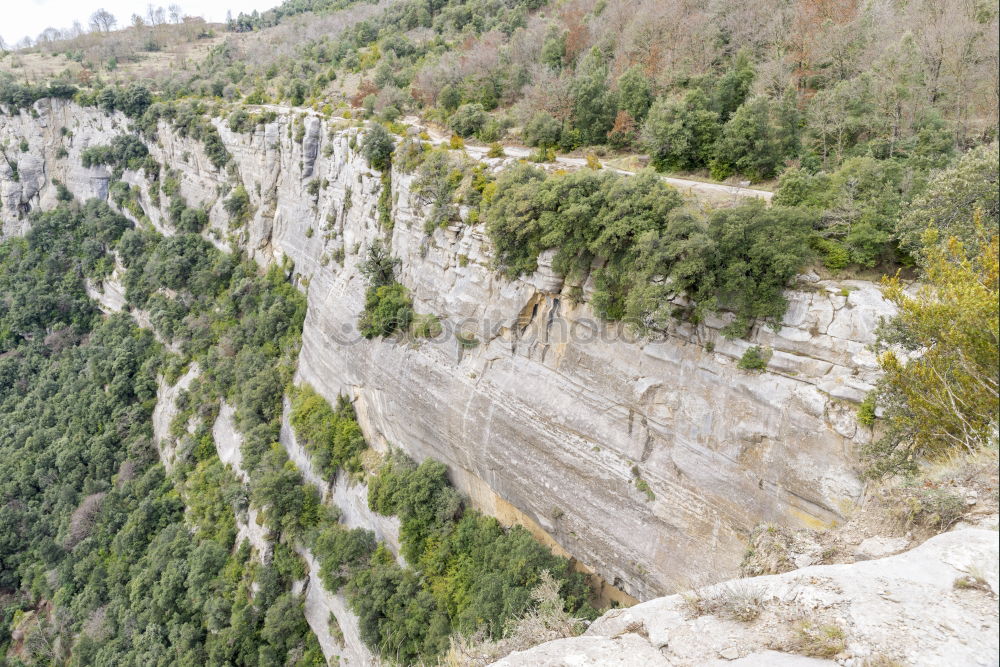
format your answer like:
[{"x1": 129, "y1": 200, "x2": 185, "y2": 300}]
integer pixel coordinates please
[
  {"x1": 863, "y1": 224, "x2": 999, "y2": 478},
  {"x1": 290, "y1": 384, "x2": 367, "y2": 477},
  {"x1": 79, "y1": 134, "x2": 150, "y2": 171},
  {"x1": 897, "y1": 141, "x2": 999, "y2": 259},
  {"x1": 351, "y1": 453, "x2": 594, "y2": 664},
  {"x1": 361, "y1": 124, "x2": 394, "y2": 171},
  {"x1": 0, "y1": 202, "x2": 320, "y2": 666},
  {"x1": 357, "y1": 240, "x2": 414, "y2": 338},
  {"x1": 482, "y1": 165, "x2": 810, "y2": 333}
]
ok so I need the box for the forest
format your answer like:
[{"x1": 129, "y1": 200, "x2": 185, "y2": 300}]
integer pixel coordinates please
[{"x1": 0, "y1": 184, "x2": 591, "y2": 664}]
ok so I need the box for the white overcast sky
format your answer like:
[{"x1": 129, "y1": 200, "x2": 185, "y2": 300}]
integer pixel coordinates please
[{"x1": 2, "y1": 0, "x2": 281, "y2": 46}]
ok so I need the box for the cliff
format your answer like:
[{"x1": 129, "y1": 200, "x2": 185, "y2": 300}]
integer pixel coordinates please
[{"x1": 1, "y1": 98, "x2": 894, "y2": 601}]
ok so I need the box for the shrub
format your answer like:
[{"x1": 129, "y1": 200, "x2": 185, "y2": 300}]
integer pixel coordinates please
[
  {"x1": 897, "y1": 142, "x2": 998, "y2": 259},
  {"x1": 80, "y1": 134, "x2": 149, "y2": 170},
  {"x1": 635, "y1": 478, "x2": 655, "y2": 501},
  {"x1": 360, "y1": 283, "x2": 414, "y2": 338},
  {"x1": 812, "y1": 237, "x2": 851, "y2": 271},
  {"x1": 891, "y1": 487, "x2": 966, "y2": 532},
  {"x1": 487, "y1": 142, "x2": 505, "y2": 158},
  {"x1": 642, "y1": 90, "x2": 720, "y2": 171},
  {"x1": 450, "y1": 103, "x2": 487, "y2": 137},
  {"x1": 523, "y1": 111, "x2": 561, "y2": 147},
  {"x1": 738, "y1": 346, "x2": 771, "y2": 370},
  {"x1": 857, "y1": 393, "x2": 877, "y2": 427},
  {"x1": 223, "y1": 185, "x2": 251, "y2": 224},
  {"x1": 362, "y1": 124, "x2": 394, "y2": 171},
  {"x1": 413, "y1": 150, "x2": 461, "y2": 231},
  {"x1": 682, "y1": 581, "x2": 766, "y2": 623},
  {"x1": 290, "y1": 385, "x2": 367, "y2": 476},
  {"x1": 791, "y1": 621, "x2": 846, "y2": 658},
  {"x1": 178, "y1": 207, "x2": 209, "y2": 233},
  {"x1": 863, "y1": 228, "x2": 998, "y2": 478},
  {"x1": 411, "y1": 313, "x2": 442, "y2": 338}
]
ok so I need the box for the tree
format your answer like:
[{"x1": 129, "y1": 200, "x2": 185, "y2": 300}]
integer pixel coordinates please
[
  {"x1": 117, "y1": 83, "x2": 153, "y2": 118},
  {"x1": 523, "y1": 111, "x2": 561, "y2": 148},
  {"x1": 438, "y1": 84, "x2": 461, "y2": 112},
  {"x1": 865, "y1": 224, "x2": 999, "y2": 478},
  {"x1": 450, "y1": 103, "x2": 487, "y2": 137},
  {"x1": 710, "y1": 96, "x2": 784, "y2": 182},
  {"x1": 359, "y1": 240, "x2": 399, "y2": 288},
  {"x1": 700, "y1": 203, "x2": 813, "y2": 335},
  {"x1": 540, "y1": 28, "x2": 566, "y2": 70},
  {"x1": 359, "y1": 283, "x2": 414, "y2": 338},
  {"x1": 714, "y1": 51, "x2": 755, "y2": 122},
  {"x1": 897, "y1": 142, "x2": 999, "y2": 259},
  {"x1": 607, "y1": 110, "x2": 637, "y2": 148},
  {"x1": 361, "y1": 124, "x2": 394, "y2": 171},
  {"x1": 90, "y1": 8, "x2": 118, "y2": 33},
  {"x1": 571, "y1": 48, "x2": 616, "y2": 146},
  {"x1": 642, "y1": 89, "x2": 720, "y2": 171},
  {"x1": 617, "y1": 65, "x2": 653, "y2": 122}
]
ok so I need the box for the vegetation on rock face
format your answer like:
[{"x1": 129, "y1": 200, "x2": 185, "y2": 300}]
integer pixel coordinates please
[
  {"x1": 290, "y1": 384, "x2": 366, "y2": 477},
  {"x1": 79, "y1": 134, "x2": 150, "y2": 171},
  {"x1": 351, "y1": 453, "x2": 594, "y2": 663},
  {"x1": 361, "y1": 124, "x2": 394, "y2": 172},
  {"x1": 0, "y1": 201, "x2": 322, "y2": 665},
  {"x1": 482, "y1": 165, "x2": 811, "y2": 334},
  {"x1": 358, "y1": 239, "x2": 414, "y2": 338},
  {"x1": 863, "y1": 222, "x2": 999, "y2": 478},
  {"x1": 0, "y1": 175, "x2": 588, "y2": 663},
  {"x1": 2, "y1": 0, "x2": 999, "y2": 661}
]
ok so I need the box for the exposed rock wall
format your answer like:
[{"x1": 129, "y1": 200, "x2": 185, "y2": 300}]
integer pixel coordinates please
[{"x1": 1, "y1": 99, "x2": 895, "y2": 601}]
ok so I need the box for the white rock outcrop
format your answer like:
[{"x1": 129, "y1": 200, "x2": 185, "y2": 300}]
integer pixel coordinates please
[{"x1": 493, "y1": 529, "x2": 999, "y2": 666}]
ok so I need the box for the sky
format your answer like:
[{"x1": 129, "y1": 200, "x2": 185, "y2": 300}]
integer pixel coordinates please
[{"x1": 1, "y1": 0, "x2": 281, "y2": 46}]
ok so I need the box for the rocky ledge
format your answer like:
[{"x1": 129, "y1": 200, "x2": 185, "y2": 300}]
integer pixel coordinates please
[{"x1": 493, "y1": 529, "x2": 999, "y2": 666}]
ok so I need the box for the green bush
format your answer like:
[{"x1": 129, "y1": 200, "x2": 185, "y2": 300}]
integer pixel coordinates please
[
  {"x1": 359, "y1": 283, "x2": 414, "y2": 338},
  {"x1": 450, "y1": 102, "x2": 488, "y2": 137},
  {"x1": 80, "y1": 134, "x2": 149, "y2": 170},
  {"x1": 290, "y1": 385, "x2": 367, "y2": 477},
  {"x1": 412, "y1": 313, "x2": 443, "y2": 338},
  {"x1": 362, "y1": 124, "x2": 394, "y2": 171},
  {"x1": 356, "y1": 453, "x2": 594, "y2": 663},
  {"x1": 642, "y1": 89, "x2": 720, "y2": 172},
  {"x1": 413, "y1": 150, "x2": 461, "y2": 231},
  {"x1": 523, "y1": 111, "x2": 561, "y2": 148},
  {"x1": 812, "y1": 237, "x2": 851, "y2": 271},
  {"x1": 738, "y1": 346, "x2": 771, "y2": 370},
  {"x1": 223, "y1": 184, "x2": 251, "y2": 224}
]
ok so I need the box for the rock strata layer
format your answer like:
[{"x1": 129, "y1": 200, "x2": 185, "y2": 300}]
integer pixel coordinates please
[{"x1": 1, "y1": 99, "x2": 895, "y2": 599}]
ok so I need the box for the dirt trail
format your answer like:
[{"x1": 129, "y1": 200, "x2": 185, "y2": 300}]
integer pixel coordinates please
[{"x1": 247, "y1": 104, "x2": 773, "y2": 204}]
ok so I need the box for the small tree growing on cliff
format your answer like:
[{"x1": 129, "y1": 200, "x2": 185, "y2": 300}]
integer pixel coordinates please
[
  {"x1": 357, "y1": 240, "x2": 414, "y2": 338},
  {"x1": 361, "y1": 124, "x2": 394, "y2": 171}
]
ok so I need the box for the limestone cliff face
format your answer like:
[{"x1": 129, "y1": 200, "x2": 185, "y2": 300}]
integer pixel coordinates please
[{"x1": 1, "y1": 99, "x2": 895, "y2": 601}]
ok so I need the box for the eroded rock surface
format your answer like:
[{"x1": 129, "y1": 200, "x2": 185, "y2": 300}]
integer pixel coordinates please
[
  {"x1": 495, "y1": 529, "x2": 999, "y2": 666},
  {"x1": 2, "y1": 98, "x2": 897, "y2": 600}
]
